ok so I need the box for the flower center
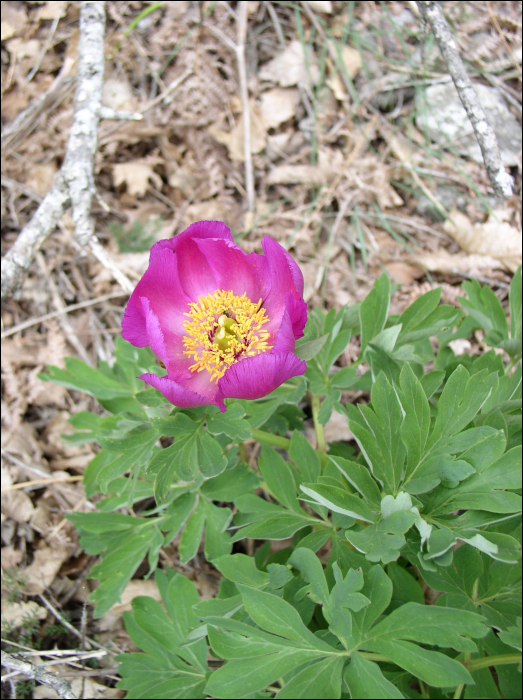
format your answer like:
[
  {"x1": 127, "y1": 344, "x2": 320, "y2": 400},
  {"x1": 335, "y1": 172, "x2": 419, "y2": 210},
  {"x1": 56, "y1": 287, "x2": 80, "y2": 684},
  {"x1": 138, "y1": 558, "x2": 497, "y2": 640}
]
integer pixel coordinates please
[{"x1": 182, "y1": 290, "x2": 272, "y2": 382}]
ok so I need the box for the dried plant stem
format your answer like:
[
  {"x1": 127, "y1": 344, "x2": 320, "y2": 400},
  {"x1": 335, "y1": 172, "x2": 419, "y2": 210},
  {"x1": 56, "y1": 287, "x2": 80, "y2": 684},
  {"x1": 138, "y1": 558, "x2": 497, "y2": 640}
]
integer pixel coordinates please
[
  {"x1": 1, "y1": 651, "x2": 77, "y2": 700},
  {"x1": 416, "y1": 1, "x2": 514, "y2": 199},
  {"x1": 1, "y1": 1, "x2": 134, "y2": 301},
  {"x1": 236, "y1": 2, "x2": 255, "y2": 214}
]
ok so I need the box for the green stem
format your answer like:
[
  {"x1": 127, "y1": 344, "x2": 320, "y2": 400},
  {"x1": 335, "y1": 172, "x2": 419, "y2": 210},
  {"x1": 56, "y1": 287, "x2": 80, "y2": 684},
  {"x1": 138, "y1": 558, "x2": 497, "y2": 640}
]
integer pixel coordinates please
[
  {"x1": 311, "y1": 394, "x2": 327, "y2": 454},
  {"x1": 251, "y1": 429, "x2": 290, "y2": 450},
  {"x1": 505, "y1": 355, "x2": 522, "y2": 374},
  {"x1": 251, "y1": 427, "x2": 329, "y2": 469},
  {"x1": 468, "y1": 653, "x2": 522, "y2": 671}
]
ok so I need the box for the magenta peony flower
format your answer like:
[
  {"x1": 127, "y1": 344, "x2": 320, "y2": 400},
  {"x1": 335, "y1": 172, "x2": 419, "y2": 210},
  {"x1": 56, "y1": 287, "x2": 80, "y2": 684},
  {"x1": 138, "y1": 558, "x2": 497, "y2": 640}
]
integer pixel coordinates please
[{"x1": 122, "y1": 221, "x2": 307, "y2": 412}]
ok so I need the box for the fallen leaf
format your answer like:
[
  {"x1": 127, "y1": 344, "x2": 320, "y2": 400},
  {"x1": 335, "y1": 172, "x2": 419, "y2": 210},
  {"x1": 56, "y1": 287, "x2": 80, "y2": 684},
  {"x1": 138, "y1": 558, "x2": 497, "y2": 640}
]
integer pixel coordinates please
[
  {"x1": 267, "y1": 148, "x2": 343, "y2": 186},
  {"x1": 384, "y1": 261, "x2": 422, "y2": 284},
  {"x1": 410, "y1": 249, "x2": 508, "y2": 275},
  {"x1": 113, "y1": 160, "x2": 162, "y2": 197},
  {"x1": 306, "y1": 1, "x2": 333, "y2": 12},
  {"x1": 23, "y1": 546, "x2": 70, "y2": 595},
  {"x1": 0, "y1": 4, "x2": 27, "y2": 41},
  {"x1": 327, "y1": 45, "x2": 362, "y2": 101},
  {"x1": 209, "y1": 101, "x2": 265, "y2": 160},
  {"x1": 103, "y1": 78, "x2": 136, "y2": 111},
  {"x1": 1, "y1": 601, "x2": 47, "y2": 629},
  {"x1": 1, "y1": 489, "x2": 34, "y2": 523},
  {"x1": 260, "y1": 88, "x2": 300, "y2": 129},
  {"x1": 443, "y1": 209, "x2": 522, "y2": 272},
  {"x1": 259, "y1": 40, "x2": 319, "y2": 88}
]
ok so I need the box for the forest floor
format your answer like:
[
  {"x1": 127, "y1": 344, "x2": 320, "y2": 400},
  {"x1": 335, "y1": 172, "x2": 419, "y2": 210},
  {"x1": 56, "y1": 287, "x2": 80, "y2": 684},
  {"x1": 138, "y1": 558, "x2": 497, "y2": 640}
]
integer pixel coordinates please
[{"x1": 1, "y1": 1, "x2": 521, "y2": 697}]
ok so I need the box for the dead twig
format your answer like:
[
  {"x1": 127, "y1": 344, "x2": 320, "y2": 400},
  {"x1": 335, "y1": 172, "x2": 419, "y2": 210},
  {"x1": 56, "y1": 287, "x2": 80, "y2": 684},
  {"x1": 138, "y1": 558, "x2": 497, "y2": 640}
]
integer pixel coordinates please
[
  {"x1": 1, "y1": 651, "x2": 77, "y2": 700},
  {"x1": 416, "y1": 1, "x2": 514, "y2": 199},
  {"x1": 236, "y1": 2, "x2": 255, "y2": 216},
  {"x1": 1, "y1": 1, "x2": 134, "y2": 301}
]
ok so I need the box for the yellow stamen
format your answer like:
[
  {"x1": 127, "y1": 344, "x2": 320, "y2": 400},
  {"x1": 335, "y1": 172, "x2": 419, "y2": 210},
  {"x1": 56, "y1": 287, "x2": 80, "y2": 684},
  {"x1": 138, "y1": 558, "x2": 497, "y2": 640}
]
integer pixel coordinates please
[{"x1": 182, "y1": 290, "x2": 272, "y2": 382}]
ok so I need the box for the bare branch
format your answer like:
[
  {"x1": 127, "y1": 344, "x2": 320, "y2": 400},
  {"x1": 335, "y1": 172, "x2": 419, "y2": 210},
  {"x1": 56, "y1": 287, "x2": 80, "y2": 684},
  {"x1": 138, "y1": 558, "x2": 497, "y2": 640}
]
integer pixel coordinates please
[
  {"x1": 1, "y1": 1, "x2": 134, "y2": 301},
  {"x1": 1, "y1": 651, "x2": 77, "y2": 699},
  {"x1": 236, "y1": 2, "x2": 255, "y2": 215},
  {"x1": 416, "y1": 1, "x2": 514, "y2": 199}
]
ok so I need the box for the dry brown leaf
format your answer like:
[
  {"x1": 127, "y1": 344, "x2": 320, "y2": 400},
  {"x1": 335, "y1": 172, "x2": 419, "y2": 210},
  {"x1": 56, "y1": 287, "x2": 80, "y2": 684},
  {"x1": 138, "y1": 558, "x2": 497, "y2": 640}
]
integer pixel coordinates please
[
  {"x1": 267, "y1": 148, "x2": 342, "y2": 186},
  {"x1": 306, "y1": 1, "x2": 333, "y2": 12},
  {"x1": 25, "y1": 163, "x2": 58, "y2": 197},
  {"x1": 443, "y1": 209, "x2": 522, "y2": 272},
  {"x1": 384, "y1": 261, "x2": 423, "y2": 285},
  {"x1": 1, "y1": 489, "x2": 35, "y2": 523},
  {"x1": 411, "y1": 249, "x2": 507, "y2": 275},
  {"x1": 260, "y1": 88, "x2": 300, "y2": 129},
  {"x1": 327, "y1": 46, "x2": 362, "y2": 101},
  {"x1": 103, "y1": 78, "x2": 136, "y2": 111},
  {"x1": 1, "y1": 601, "x2": 47, "y2": 629},
  {"x1": 22, "y1": 545, "x2": 70, "y2": 595},
  {"x1": 209, "y1": 102, "x2": 265, "y2": 160},
  {"x1": 113, "y1": 160, "x2": 163, "y2": 197},
  {"x1": 5, "y1": 37, "x2": 40, "y2": 60},
  {"x1": 35, "y1": 2, "x2": 68, "y2": 22},
  {"x1": 259, "y1": 40, "x2": 320, "y2": 88},
  {"x1": 0, "y1": 4, "x2": 27, "y2": 41}
]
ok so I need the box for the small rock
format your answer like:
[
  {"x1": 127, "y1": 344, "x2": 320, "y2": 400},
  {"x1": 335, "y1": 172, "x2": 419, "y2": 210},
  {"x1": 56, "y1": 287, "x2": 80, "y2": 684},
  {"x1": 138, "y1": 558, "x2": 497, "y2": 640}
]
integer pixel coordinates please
[{"x1": 415, "y1": 82, "x2": 521, "y2": 166}]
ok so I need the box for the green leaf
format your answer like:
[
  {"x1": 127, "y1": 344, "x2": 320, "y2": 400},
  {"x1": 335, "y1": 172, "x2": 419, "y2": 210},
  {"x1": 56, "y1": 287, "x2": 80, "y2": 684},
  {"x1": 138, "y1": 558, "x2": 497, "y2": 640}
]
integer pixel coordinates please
[
  {"x1": 330, "y1": 365, "x2": 359, "y2": 389},
  {"x1": 399, "y1": 363, "x2": 430, "y2": 478},
  {"x1": 368, "y1": 602, "x2": 487, "y2": 652},
  {"x1": 510, "y1": 265, "x2": 522, "y2": 342},
  {"x1": 277, "y1": 655, "x2": 346, "y2": 699},
  {"x1": 290, "y1": 430, "x2": 321, "y2": 484},
  {"x1": 349, "y1": 372, "x2": 405, "y2": 493},
  {"x1": 117, "y1": 653, "x2": 206, "y2": 699},
  {"x1": 461, "y1": 279, "x2": 509, "y2": 339},
  {"x1": 328, "y1": 455, "x2": 382, "y2": 507},
  {"x1": 295, "y1": 333, "x2": 330, "y2": 360},
  {"x1": 427, "y1": 366, "x2": 499, "y2": 449},
  {"x1": 363, "y1": 638, "x2": 473, "y2": 687},
  {"x1": 204, "y1": 649, "x2": 323, "y2": 699},
  {"x1": 87, "y1": 526, "x2": 158, "y2": 617},
  {"x1": 360, "y1": 273, "x2": 390, "y2": 354},
  {"x1": 231, "y1": 512, "x2": 318, "y2": 541},
  {"x1": 206, "y1": 403, "x2": 251, "y2": 441},
  {"x1": 236, "y1": 584, "x2": 334, "y2": 651},
  {"x1": 344, "y1": 652, "x2": 404, "y2": 699},
  {"x1": 148, "y1": 414, "x2": 227, "y2": 503},
  {"x1": 345, "y1": 511, "x2": 418, "y2": 564},
  {"x1": 288, "y1": 547, "x2": 329, "y2": 606},
  {"x1": 300, "y1": 483, "x2": 376, "y2": 523},
  {"x1": 213, "y1": 554, "x2": 270, "y2": 588},
  {"x1": 397, "y1": 288, "x2": 441, "y2": 337},
  {"x1": 259, "y1": 446, "x2": 301, "y2": 514},
  {"x1": 203, "y1": 500, "x2": 233, "y2": 561},
  {"x1": 40, "y1": 357, "x2": 134, "y2": 400},
  {"x1": 178, "y1": 500, "x2": 205, "y2": 564}
]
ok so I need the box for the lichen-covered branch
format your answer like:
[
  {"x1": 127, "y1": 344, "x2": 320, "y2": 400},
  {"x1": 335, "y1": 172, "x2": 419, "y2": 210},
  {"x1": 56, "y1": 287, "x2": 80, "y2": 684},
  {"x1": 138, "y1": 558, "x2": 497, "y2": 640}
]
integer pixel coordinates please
[
  {"x1": 1, "y1": 651, "x2": 77, "y2": 700},
  {"x1": 417, "y1": 1, "x2": 514, "y2": 199},
  {"x1": 1, "y1": 1, "x2": 133, "y2": 301}
]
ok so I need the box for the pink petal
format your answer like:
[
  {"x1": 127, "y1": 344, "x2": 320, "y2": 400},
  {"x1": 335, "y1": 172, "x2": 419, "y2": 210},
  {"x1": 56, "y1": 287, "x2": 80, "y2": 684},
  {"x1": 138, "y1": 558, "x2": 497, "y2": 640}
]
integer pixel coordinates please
[
  {"x1": 194, "y1": 238, "x2": 270, "y2": 302},
  {"x1": 175, "y1": 236, "x2": 218, "y2": 300},
  {"x1": 271, "y1": 308, "x2": 295, "y2": 354},
  {"x1": 284, "y1": 293, "x2": 308, "y2": 339},
  {"x1": 122, "y1": 249, "x2": 191, "y2": 347},
  {"x1": 172, "y1": 220, "x2": 233, "y2": 250},
  {"x1": 139, "y1": 373, "x2": 216, "y2": 409},
  {"x1": 218, "y1": 352, "x2": 306, "y2": 400},
  {"x1": 260, "y1": 236, "x2": 305, "y2": 332}
]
